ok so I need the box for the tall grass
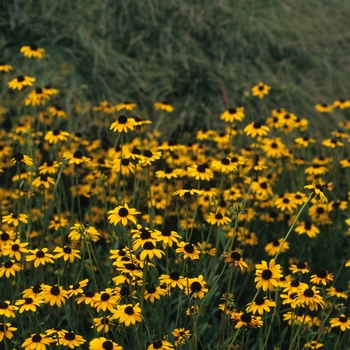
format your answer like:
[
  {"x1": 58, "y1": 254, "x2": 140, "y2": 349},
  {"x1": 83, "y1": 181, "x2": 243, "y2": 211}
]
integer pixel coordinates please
[{"x1": 1, "y1": 0, "x2": 350, "y2": 136}]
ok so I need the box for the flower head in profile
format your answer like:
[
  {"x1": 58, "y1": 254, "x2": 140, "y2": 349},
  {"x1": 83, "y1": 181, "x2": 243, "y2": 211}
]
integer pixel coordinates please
[
  {"x1": 0, "y1": 63, "x2": 13, "y2": 72},
  {"x1": 89, "y1": 337, "x2": 122, "y2": 350},
  {"x1": 22, "y1": 333, "x2": 55, "y2": 350},
  {"x1": 20, "y1": 44, "x2": 45, "y2": 59},
  {"x1": 110, "y1": 115, "x2": 137, "y2": 133},
  {"x1": 304, "y1": 183, "x2": 328, "y2": 203},
  {"x1": 254, "y1": 259, "x2": 283, "y2": 291},
  {"x1": 154, "y1": 101, "x2": 175, "y2": 113},
  {"x1": 8, "y1": 75, "x2": 35, "y2": 90},
  {"x1": 2, "y1": 213, "x2": 28, "y2": 227},
  {"x1": 244, "y1": 121, "x2": 269, "y2": 138},
  {"x1": 116, "y1": 101, "x2": 137, "y2": 111},
  {"x1": 0, "y1": 322, "x2": 17, "y2": 341},
  {"x1": 330, "y1": 314, "x2": 350, "y2": 331},
  {"x1": 10, "y1": 152, "x2": 33, "y2": 166}
]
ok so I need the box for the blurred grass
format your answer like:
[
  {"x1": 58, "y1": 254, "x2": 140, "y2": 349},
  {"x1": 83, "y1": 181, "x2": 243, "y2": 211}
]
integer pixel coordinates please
[{"x1": 1, "y1": 0, "x2": 350, "y2": 136}]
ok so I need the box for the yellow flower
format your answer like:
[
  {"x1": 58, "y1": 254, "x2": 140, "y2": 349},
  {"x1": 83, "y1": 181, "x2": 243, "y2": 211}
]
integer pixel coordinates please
[{"x1": 20, "y1": 44, "x2": 45, "y2": 59}]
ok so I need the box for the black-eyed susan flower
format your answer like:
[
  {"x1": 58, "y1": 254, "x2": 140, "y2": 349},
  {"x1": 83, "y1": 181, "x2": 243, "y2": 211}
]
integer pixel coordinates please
[
  {"x1": 172, "y1": 328, "x2": 191, "y2": 346},
  {"x1": 327, "y1": 286, "x2": 348, "y2": 300},
  {"x1": 184, "y1": 275, "x2": 208, "y2": 299},
  {"x1": 0, "y1": 63, "x2": 13, "y2": 72},
  {"x1": 63, "y1": 150, "x2": 91, "y2": 165},
  {"x1": 48, "y1": 105, "x2": 67, "y2": 118},
  {"x1": 10, "y1": 152, "x2": 33, "y2": 166},
  {"x1": 93, "y1": 100, "x2": 115, "y2": 114},
  {"x1": 0, "y1": 301, "x2": 18, "y2": 318},
  {"x1": 110, "y1": 115, "x2": 137, "y2": 133},
  {"x1": 264, "y1": 238, "x2": 289, "y2": 256},
  {"x1": 32, "y1": 174, "x2": 56, "y2": 189},
  {"x1": 22, "y1": 333, "x2": 55, "y2": 350},
  {"x1": 330, "y1": 314, "x2": 350, "y2": 331},
  {"x1": 8, "y1": 75, "x2": 35, "y2": 90},
  {"x1": 155, "y1": 167, "x2": 182, "y2": 180},
  {"x1": 187, "y1": 163, "x2": 213, "y2": 181},
  {"x1": 144, "y1": 286, "x2": 167, "y2": 303},
  {"x1": 211, "y1": 157, "x2": 238, "y2": 173},
  {"x1": 24, "y1": 87, "x2": 51, "y2": 106},
  {"x1": 173, "y1": 183, "x2": 204, "y2": 199},
  {"x1": 111, "y1": 303, "x2": 143, "y2": 326},
  {"x1": 89, "y1": 337, "x2": 122, "y2": 350},
  {"x1": 116, "y1": 101, "x2": 137, "y2": 111},
  {"x1": 1, "y1": 239, "x2": 29, "y2": 260},
  {"x1": 297, "y1": 286, "x2": 325, "y2": 311},
  {"x1": 25, "y1": 248, "x2": 54, "y2": 267},
  {"x1": 295, "y1": 136, "x2": 316, "y2": 148},
  {"x1": 220, "y1": 107, "x2": 245, "y2": 123},
  {"x1": 93, "y1": 288, "x2": 120, "y2": 312},
  {"x1": 139, "y1": 149, "x2": 162, "y2": 166},
  {"x1": 159, "y1": 272, "x2": 186, "y2": 289},
  {"x1": 20, "y1": 44, "x2": 45, "y2": 59},
  {"x1": 175, "y1": 241, "x2": 200, "y2": 260},
  {"x1": 41, "y1": 284, "x2": 69, "y2": 307},
  {"x1": 304, "y1": 340, "x2": 323, "y2": 349},
  {"x1": 251, "y1": 82, "x2": 271, "y2": 98},
  {"x1": 112, "y1": 158, "x2": 135, "y2": 176},
  {"x1": 310, "y1": 270, "x2": 334, "y2": 286},
  {"x1": 67, "y1": 279, "x2": 89, "y2": 297},
  {"x1": 222, "y1": 251, "x2": 248, "y2": 270},
  {"x1": 295, "y1": 221, "x2": 320, "y2": 238},
  {"x1": 244, "y1": 121, "x2": 269, "y2": 138},
  {"x1": 147, "y1": 340, "x2": 174, "y2": 350},
  {"x1": 154, "y1": 101, "x2": 175, "y2": 113},
  {"x1": 333, "y1": 99, "x2": 350, "y2": 109},
  {"x1": 206, "y1": 211, "x2": 231, "y2": 226},
  {"x1": 0, "y1": 322, "x2": 17, "y2": 342},
  {"x1": 262, "y1": 137, "x2": 289, "y2": 158},
  {"x1": 304, "y1": 183, "x2": 328, "y2": 203},
  {"x1": 282, "y1": 309, "x2": 312, "y2": 326},
  {"x1": 197, "y1": 242, "x2": 216, "y2": 256},
  {"x1": 280, "y1": 292, "x2": 299, "y2": 309},
  {"x1": 254, "y1": 259, "x2": 283, "y2": 292},
  {"x1": 39, "y1": 160, "x2": 61, "y2": 174},
  {"x1": 322, "y1": 138, "x2": 344, "y2": 148},
  {"x1": 231, "y1": 311, "x2": 263, "y2": 329},
  {"x1": 246, "y1": 296, "x2": 276, "y2": 315},
  {"x1": 93, "y1": 316, "x2": 115, "y2": 333},
  {"x1": 22, "y1": 285, "x2": 43, "y2": 299},
  {"x1": 53, "y1": 246, "x2": 81, "y2": 263},
  {"x1": 44, "y1": 129, "x2": 70, "y2": 144},
  {"x1": 75, "y1": 291, "x2": 96, "y2": 307},
  {"x1": 108, "y1": 203, "x2": 141, "y2": 226},
  {"x1": 154, "y1": 228, "x2": 181, "y2": 249},
  {"x1": 68, "y1": 223, "x2": 101, "y2": 242},
  {"x1": 58, "y1": 331, "x2": 86, "y2": 348},
  {"x1": 139, "y1": 241, "x2": 164, "y2": 260},
  {"x1": 15, "y1": 297, "x2": 43, "y2": 313},
  {"x1": 289, "y1": 261, "x2": 310, "y2": 274},
  {"x1": 2, "y1": 212, "x2": 28, "y2": 227},
  {"x1": 0, "y1": 260, "x2": 23, "y2": 278},
  {"x1": 274, "y1": 194, "x2": 298, "y2": 212},
  {"x1": 315, "y1": 103, "x2": 333, "y2": 112}
]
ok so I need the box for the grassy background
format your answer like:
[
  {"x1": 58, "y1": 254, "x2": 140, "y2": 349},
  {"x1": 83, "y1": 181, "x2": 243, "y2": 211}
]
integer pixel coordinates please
[{"x1": 2, "y1": 0, "x2": 350, "y2": 136}]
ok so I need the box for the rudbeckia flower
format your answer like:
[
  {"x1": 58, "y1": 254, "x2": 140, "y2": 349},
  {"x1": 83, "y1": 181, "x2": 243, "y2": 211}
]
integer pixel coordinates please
[
  {"x1": 110, "y1": 115, "x2": 137, "y2": 133},
  {"x1": 244, "y1": 121, "x2": 269, "y2": 138},
  {"x1": 154, "y1": 101, "x2": 175, "y2": 113},
  {"x1": 108, "y1": 203, "x2": 141, "y2": 226},
  {"x1": 22, "y1": 333, "x2": 55, "y2": 350},
  {"x1": 20, "y1": 44, "x2": 45, "y2": 59},
  {"x1": 0, "y1": 63, "x2": 13, "y2": 72},
  {"x1": 111, "y1": 303, "x2": 143, "y2": 326},
  {"x1": 251, "y1": 82, "x2": 271, "y2": 98},
  {"x1": 7, "y1": 75, "x2": 35, "y2": 90},
  {"x1": 115, "y1": 101, "x2": 137, "y2": 111},
  {"x1": 89, "y1": 337, "x2": 122, "y2": 350},
  {"x1": 254, "y1": 259, "x2": 283, "y2": 292},
  {"x1": 220, "y1": 107, "x2": 245, "y2": 123}
]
